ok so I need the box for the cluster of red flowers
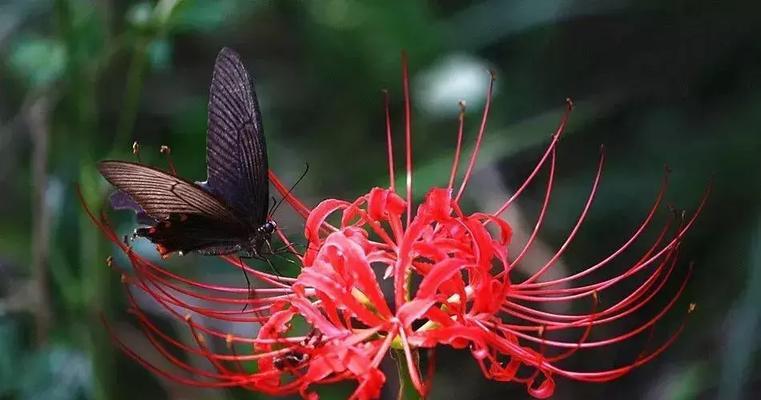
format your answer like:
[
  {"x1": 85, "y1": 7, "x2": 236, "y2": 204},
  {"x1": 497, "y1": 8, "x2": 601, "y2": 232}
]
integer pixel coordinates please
[{"x1": 83, "y1": 59, "x2": 707, "y2": 399}]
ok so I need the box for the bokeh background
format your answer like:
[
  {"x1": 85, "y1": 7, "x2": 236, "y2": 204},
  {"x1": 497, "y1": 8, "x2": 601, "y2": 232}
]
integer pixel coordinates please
[{"x1": 1, "y1": 1, "x2": 759, "y2": 399}]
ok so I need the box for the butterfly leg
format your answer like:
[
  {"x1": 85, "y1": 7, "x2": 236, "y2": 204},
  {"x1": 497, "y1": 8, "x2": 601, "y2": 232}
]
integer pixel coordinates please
[
  {"x1": 260, "y1": 252, "x2": 285, "y2": 279},
  {"x1": 270, "y1": 225, "x2": 321, "y2": 258},
  {"x1": 237, "y1": 256, "x2": 254, "y2": 313},
  {"x1": 239, "y1": 251, "x2": 287, "y2": 286}
]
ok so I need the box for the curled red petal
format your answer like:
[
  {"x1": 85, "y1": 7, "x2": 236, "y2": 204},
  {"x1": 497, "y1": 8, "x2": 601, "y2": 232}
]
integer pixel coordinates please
[
  {"x1": 419, "y1": 187, "x2": 453, "y2": 221},
  {"x1": 527, "y1": 373, "x2": 555, "y2": 399}
]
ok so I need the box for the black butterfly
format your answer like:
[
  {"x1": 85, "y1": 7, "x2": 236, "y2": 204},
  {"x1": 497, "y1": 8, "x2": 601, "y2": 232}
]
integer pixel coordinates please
[{"x1": 98, "y1": 47, "x2": 275, "y2": 259}]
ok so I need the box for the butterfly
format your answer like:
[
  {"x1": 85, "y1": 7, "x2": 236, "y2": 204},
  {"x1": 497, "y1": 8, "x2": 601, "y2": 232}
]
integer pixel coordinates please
[{"x1": 98, "y1": 47, "x2": 275, "y2": 259}]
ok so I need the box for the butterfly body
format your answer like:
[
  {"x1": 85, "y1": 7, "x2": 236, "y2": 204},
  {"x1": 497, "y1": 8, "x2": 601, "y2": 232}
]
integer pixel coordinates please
[
  {"x1": 99, "y1": 48, "x2": 274, "y2": 259},
  {"x1": 139, "y1": 217, "x2": 276, "y2": 258}
]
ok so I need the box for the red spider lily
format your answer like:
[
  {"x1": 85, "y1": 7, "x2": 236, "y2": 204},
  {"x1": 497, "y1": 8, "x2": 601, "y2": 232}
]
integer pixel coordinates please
[{"x1": 82, "y1": 54, "x2": 708, "y2": 400}]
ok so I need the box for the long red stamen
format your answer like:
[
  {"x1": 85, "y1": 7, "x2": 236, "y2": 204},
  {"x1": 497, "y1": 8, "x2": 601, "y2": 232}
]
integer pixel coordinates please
[
  {"x1": 521, "y1": 147, "x2": 605, "y2": 284},
  {"x1": 515, "y1": 205, "x2": 674, "y2": 297},
  {"x1": 448, "y1": 101, "x2": 467, "y2": 190},
  {"x1": 518, "y1": 169, "x2": 669, "y2": 289},
  {"x1": 522, "y1": 185, "x2": 709, "y2": 289},
  {"x1": 506, "y1": 264, "x2": 690, "y2": 349},
  {"x1": 502, "y1": 248, "x2": 679, "y2": 330},
  {"x1": 455, "y1": 70, "x2": 496, "y2": 203},
  {"x1": 504, "y1": 147, "x2": 556, "y2": 271},
  {"x1": 493, "y1": 98, "x2": 573, "y2": 217},
  {"x1": 383, "y1": 89, "x2": 396, "y2": 191},
  {"x1": 402, "y1": 51, "x2": 413, "y2": 227},
  {"x1": 102, "y1": 317, "x2": 252, "y2": 388},
  {"x1": 545, "y1": 291, "x2": 600, "y2": 362},
  {"x1": 545, "y1": 302, "x2": 694, "y2": 382}
]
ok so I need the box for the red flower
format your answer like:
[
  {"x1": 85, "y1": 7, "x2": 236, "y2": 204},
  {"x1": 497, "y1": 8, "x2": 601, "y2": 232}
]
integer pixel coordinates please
[{"x1": 82, "y1": 55, "x2": 708, "y2": 399}]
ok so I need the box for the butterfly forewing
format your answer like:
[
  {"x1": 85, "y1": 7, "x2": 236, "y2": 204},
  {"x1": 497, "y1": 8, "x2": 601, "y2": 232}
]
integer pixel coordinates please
[
  {"x1": 202, "y1": 47, "x2": 269, "y2": 227},
  {"x1": 98, "y1": 161, "x2": 241, "y2": 224}
]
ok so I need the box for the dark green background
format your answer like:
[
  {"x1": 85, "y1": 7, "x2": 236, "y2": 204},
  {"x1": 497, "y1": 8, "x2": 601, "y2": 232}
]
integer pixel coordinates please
[{"x1": 0, "y1": 1, "x2": 759, "y2": 399}]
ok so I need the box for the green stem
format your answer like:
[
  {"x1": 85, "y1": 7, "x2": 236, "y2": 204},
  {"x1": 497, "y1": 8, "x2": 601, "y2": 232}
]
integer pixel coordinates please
[{"x1": 393, "y1": 349, "x2": 423, "y2": 400}]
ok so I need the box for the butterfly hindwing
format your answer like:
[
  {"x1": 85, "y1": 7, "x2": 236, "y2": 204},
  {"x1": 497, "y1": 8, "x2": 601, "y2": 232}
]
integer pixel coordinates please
[{"x1": 202, "y1": 47, "x2": 269, "y2": 227}]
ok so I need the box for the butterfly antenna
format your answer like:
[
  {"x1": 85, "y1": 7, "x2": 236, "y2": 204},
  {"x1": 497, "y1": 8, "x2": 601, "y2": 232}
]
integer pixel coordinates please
[
  {"x1": 132, "y1": 141, "x2": 142, "y2": 163},
  {"x1": 270, "y1": 163, "x2": 310, "y2": 217},
  {"x1": 160, "y1": 145, "x2": 178, "y2": 175},
  {"x1": 268, "y1": 196, "x2": 278, "y2": 217}
]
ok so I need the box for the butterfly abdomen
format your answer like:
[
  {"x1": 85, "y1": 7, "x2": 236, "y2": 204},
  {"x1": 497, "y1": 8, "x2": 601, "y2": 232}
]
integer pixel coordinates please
[{"x1": 136, "y1": 213, "x2": 248, "y2": 257}]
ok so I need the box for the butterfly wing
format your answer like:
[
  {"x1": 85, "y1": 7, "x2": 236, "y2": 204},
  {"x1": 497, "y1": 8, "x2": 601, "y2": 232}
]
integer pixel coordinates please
[
  {"x1": 200, "y1": 47, "x2": 269, "y2": 227},
  {"x1": 98, "y1": 161, "x2": 249, "y2": 256},
  {"x1": 109, "y1": 190, "x2": 154, "y2": 225},
  {"x1": 98, "y1": 161, "x2": 240, "y2": 222}
]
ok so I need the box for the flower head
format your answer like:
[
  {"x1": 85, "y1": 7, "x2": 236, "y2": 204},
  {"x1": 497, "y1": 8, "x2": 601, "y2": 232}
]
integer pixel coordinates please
[{"x1": 83, "y1": 55, "x2": 708, "y2": 399}]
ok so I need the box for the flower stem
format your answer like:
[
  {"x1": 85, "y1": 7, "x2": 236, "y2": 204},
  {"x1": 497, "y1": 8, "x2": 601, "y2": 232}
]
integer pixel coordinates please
[{"x1": 393, "y1": 348, "x2": 423, "y2": 400}]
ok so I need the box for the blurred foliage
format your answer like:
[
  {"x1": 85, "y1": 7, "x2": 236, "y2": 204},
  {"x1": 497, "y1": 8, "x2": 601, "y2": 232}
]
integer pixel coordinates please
[{"x1": 0, "y1": 0, "x2": 759, "y2": 399}]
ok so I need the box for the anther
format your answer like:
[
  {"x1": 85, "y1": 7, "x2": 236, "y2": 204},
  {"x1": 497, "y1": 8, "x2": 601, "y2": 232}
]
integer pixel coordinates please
[{"x1": 160, "y1": 144, "x2": 177, "y2": 175}]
